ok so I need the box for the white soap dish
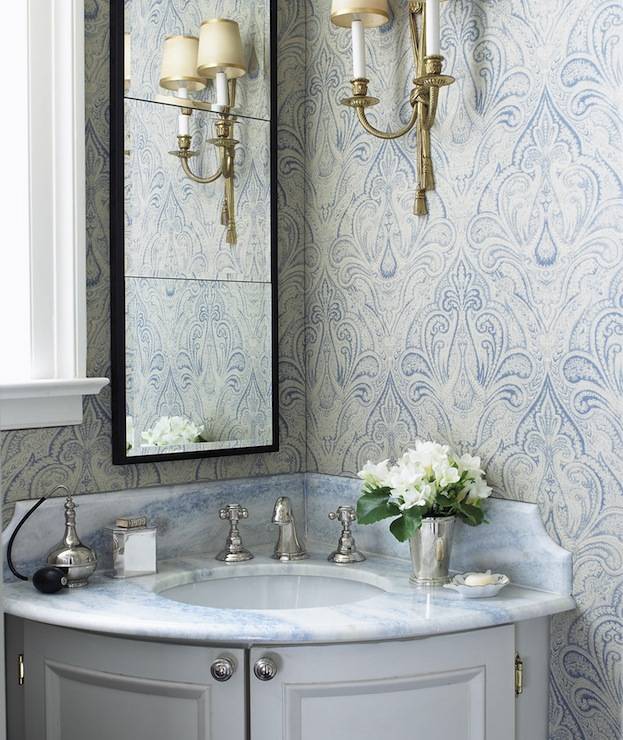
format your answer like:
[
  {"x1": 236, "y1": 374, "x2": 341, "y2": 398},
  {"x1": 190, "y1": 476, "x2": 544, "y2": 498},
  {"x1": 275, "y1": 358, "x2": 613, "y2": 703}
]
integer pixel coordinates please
[{"x1": 443, "y1": 571, "x2": 510, "y2": 599}]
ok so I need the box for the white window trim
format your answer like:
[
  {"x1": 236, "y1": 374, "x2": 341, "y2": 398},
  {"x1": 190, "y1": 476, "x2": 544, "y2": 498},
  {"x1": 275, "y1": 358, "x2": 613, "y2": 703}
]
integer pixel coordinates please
[{"x1": 0, "y1": 0, "x2": 108, "y2": 431}]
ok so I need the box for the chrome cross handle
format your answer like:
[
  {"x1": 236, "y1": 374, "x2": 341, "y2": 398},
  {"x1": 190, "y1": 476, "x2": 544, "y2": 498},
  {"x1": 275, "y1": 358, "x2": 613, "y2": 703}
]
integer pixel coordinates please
[
  {"x1": 328, "y1": 505, "x2": 357, "y2": 527},
  {"x1": 215, "y1": 504, "x2": 253, "y2": 563},
  {"x1": 328, "y1": 506, "x2": 366, "y2": 564},
  {"x1": 219, "y1": 503, "x2": 249, "y2": 523}
]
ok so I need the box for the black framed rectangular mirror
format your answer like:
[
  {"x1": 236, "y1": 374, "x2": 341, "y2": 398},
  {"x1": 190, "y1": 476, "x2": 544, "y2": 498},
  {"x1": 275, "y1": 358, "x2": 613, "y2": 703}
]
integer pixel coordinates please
[{"x1": 110, "y1": 0, "x2": 278, "y2": 464}]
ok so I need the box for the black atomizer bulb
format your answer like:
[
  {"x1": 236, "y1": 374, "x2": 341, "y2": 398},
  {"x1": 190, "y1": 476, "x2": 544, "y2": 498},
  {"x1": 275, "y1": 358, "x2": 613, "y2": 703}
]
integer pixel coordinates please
[{"x1": 32, "y1": 566, "x2": 68, "y2": 594}]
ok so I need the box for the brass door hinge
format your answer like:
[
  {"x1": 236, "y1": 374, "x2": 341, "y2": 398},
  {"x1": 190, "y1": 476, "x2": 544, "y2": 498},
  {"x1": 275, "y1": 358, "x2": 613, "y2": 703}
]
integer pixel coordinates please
[
  {"x1": 17, "y1": 653, "x2": 25, "y2": 686},
  {"x1": 515, "y1": 653, "x2": 523, "y2": 696}
]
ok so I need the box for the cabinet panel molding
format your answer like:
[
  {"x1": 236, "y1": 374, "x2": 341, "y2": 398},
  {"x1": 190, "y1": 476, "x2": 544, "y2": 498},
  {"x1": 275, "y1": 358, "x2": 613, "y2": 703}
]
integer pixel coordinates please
[
  {"x1": 23, "y1": 621, "x2": 245, "y2": 740},
  {"x1": 251, "y1": 626, "x2": 515, "y2": 740},
  {"x1": 284, "y1": 666, "x2": 485, "y2": 739},
  {"x1": 43, "y1": 658, "x2": 210, "y2": 740}
]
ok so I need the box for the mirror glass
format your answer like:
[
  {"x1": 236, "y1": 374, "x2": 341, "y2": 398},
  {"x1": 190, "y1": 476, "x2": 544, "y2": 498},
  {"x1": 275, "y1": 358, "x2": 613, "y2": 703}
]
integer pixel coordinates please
[{"x1": 112, "y1": 0, "x2": 276, "y2": 462}]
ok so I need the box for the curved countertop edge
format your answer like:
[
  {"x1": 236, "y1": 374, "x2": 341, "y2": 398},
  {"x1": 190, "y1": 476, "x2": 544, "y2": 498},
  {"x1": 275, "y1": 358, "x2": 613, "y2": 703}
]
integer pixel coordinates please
[{"x1": 3, "y1": 551, "x2": 576, "y2": 646}]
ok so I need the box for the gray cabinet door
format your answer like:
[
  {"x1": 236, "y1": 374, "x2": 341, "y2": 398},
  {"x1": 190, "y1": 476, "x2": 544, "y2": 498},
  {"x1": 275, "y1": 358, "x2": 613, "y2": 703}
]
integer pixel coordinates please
[
  {"x1": 250, "y1": 625, "x2": 516, "y2": 740},
  {"x1": 24, "y1": 622, "x2": 245, "y2": 740}
]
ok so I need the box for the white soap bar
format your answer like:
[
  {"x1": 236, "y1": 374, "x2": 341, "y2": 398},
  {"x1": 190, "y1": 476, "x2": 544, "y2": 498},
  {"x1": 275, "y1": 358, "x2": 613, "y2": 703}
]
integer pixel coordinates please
[{"x1": 465, "y1": 573, "x2": 497, "y2": 586}]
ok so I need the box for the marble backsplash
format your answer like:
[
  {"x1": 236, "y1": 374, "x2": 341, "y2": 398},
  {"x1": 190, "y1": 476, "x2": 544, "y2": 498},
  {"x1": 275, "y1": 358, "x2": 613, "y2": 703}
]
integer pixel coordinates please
[
  {"x1": 3, "y1": 473, "x2": 572, "y2": 597},
  {"x1": 305, "y1": 474, "x2": 573, "y2": 595},
  {"x1": 3, "y1": 475, "x2": 304, "y2": 579}
]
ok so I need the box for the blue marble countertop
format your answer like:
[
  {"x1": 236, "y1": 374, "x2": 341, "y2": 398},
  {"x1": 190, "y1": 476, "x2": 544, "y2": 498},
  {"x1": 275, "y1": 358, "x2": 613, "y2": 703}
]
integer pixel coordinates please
[{"x1": 3, "y1": 546, "x2": 575, "y2": 645}]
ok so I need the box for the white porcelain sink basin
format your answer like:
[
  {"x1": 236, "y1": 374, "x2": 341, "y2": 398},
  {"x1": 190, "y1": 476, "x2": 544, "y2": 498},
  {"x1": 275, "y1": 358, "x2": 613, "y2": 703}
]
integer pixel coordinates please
[{"x1": 160, "y1": 572, "x2": 385, "y2": 610}]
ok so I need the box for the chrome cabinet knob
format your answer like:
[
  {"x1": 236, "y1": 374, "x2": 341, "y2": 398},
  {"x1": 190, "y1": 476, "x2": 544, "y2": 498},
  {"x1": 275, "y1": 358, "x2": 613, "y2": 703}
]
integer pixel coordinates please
[
  {"x1": 254, "y1": 656, "x2": 278, "y2": 681},
  {"x1": 211, "y1": 656, "x2": 236, "y2": 682}
]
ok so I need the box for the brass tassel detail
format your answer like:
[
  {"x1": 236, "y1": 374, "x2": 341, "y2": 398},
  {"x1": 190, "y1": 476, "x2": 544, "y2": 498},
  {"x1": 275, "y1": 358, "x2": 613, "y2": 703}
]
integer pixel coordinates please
[{"x1": 414, "y1": 189, "x2": 428, "y2": 216}]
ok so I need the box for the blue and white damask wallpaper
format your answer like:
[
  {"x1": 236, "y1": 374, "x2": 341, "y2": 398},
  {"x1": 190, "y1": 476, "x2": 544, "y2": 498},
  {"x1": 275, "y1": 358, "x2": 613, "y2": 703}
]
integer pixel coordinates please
[
  {"x1": 1, "y1": 0, "x2": 621, "y2": 735},
  {"x1": 126, "y1": 277, "x2": 272, "y2": 448},
  {"x1": 305, "y1": 0, "x2": 622, "y2": 737}
]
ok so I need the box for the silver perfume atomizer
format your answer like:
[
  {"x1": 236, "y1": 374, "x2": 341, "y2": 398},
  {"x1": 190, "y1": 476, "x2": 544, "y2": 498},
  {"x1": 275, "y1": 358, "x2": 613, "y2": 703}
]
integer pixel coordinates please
[{"x1": 46, "y1": 491, "x2": 98, "y2": 588}]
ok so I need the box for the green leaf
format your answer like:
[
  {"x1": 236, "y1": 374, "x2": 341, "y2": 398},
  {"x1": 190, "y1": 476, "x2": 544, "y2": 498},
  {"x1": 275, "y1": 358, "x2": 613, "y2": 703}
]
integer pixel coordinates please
[
  {"x1": 456, "y1": 501, "x2": 485, "y2": 527},
  {"x1": 389, "y1": 508, "x2": 423, "y2": 542},
  {"x1": 356, "y1": 491, "x2": 400, "y2": 525}
]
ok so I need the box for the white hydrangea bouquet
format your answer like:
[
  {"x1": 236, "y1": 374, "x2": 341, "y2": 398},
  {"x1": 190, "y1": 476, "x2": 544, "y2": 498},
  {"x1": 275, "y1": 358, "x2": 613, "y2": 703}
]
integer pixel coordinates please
[
  {"x1": 141, "y1": 416, "x2": 205, "y2": 447},
  {"x1": 357, "y1": 440, "x2": 492, "y2": 542}
]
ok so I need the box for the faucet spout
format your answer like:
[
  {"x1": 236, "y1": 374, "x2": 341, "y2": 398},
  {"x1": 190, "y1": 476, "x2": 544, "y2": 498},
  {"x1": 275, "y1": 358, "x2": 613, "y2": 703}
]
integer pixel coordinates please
[
  {"x1": 272, "y1": 497, "x2": 308, "y2": 561},
  {"x1": 272, "y1": 496, "x2": 293, "y2": 525}
]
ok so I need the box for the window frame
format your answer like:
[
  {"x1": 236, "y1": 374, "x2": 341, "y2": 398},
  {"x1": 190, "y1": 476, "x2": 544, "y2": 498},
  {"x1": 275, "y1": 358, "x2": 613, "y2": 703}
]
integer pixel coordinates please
[{"x1": 0, "y1": 0, "x2": 108, "y2": 431}]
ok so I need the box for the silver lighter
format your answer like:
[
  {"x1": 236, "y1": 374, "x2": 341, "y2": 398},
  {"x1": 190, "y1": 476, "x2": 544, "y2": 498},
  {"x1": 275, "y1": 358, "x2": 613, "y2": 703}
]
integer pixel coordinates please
[{"x1": 109, "y1": 516, "x2": 157, "y2": 578}]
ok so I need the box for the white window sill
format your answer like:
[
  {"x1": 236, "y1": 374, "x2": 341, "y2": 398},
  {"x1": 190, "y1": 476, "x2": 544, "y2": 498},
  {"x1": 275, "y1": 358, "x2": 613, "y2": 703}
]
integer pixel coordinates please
[{"x1": 0, "y1": 377, "x2": 109, "y2": 430}]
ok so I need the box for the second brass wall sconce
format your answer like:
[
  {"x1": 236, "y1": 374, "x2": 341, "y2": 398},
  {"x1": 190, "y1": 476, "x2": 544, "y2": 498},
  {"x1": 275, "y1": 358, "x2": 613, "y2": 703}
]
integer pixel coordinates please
[
  {"x1": 331, "y1": 0, "x2": 454, "y2": 215},
  {"x1": 159, "y1": 20, "x2": 247, "y2": 245}
]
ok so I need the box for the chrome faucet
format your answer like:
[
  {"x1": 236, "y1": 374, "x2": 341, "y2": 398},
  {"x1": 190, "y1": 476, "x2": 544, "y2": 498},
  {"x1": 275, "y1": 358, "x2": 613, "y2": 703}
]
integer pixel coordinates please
[
  {"x1": 327, "y1": 505, "x2": 366, "y2": 564},
  {"x1": 215, "y1": 504, "x2": 254, "y2": 563},
  {"x1": 272, "y1": 497, "x2": 308, "y2": 561}
]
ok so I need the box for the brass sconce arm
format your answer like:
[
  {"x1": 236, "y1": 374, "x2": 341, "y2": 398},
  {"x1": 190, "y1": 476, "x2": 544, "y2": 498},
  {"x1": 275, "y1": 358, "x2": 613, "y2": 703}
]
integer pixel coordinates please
[
  {"x1": 169, "y1": 113, "x2": 239, "y2": 245},
  {"x1": 346, "y1": 80, "x2": 420, "y2": 141},
  {"x1": 181, "y1": 156, "x2": 223, "y2": 183},
  {"x1": 337, "y1": 3, "x2": 454, "y2": 216},
  {"x1": 173, "y1": 134, "x2": 224, "y2": 184}
]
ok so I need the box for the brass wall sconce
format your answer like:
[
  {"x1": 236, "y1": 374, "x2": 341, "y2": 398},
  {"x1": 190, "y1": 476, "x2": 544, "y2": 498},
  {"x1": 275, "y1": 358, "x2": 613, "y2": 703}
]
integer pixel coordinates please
[
  {"x1": 331, "y1": 0, "x2": 454, "y2": 216},
  {"x1": 159, "y1": 20, "x2": 247, "y2": 245}
]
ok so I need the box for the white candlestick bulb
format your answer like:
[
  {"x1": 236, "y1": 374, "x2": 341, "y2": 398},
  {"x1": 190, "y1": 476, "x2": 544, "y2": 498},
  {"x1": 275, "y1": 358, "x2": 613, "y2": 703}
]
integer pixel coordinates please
[
  {"x1": 177, "y1": 85, "x2": 189, "y2": 136},
  {"x1": 215, "y1": 71, "x2": 229, "y2": 107},
  {"x1": 425, "y1": 0, "x2": 440, "y2": 56},
  {"x1": 178, "y1": 113, "x2": 189, "y2": 136},
  {"x1": 351, "y1": 19, "x2": 366, "y2": 79}
]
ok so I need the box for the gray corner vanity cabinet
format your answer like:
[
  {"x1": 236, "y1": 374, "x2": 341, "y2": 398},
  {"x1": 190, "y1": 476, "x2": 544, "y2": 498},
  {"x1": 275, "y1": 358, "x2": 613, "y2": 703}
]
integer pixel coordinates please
[
  {"x1": 4, "y1": 548, "x2": 574, "y2": 740},
  {"x1": 3, "y1": 480, "x2": 575, "y2": 740},
  {"x1": 8, "y1": 616, "x2": 547, "y2": 740}
]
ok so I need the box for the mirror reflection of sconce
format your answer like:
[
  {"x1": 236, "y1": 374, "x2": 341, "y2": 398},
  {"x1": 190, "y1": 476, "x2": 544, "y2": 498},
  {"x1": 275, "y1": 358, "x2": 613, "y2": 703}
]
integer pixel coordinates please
[{"x1": 159, "y1": 21, "x2": 247, "y2": 245}]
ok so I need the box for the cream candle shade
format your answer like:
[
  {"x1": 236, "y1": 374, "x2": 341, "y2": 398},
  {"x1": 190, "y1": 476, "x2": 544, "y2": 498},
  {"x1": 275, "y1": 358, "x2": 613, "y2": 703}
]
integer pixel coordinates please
[
  {"x1": 197, "y1": 19, "x2": 246, "y2": 79},
  {"x1": 159, "y1": 35, "x2": 206, "y2": 92},
  {"x1": 330, "y1": 0, "x2": 390, "y2": 28}
]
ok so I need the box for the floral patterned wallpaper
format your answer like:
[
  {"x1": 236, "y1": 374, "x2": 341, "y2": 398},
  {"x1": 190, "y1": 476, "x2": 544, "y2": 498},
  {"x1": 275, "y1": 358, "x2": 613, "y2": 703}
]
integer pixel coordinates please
[
  {"x1": 0, "y1": 0, "x2": 306, "y2": 509},
  {"x1": 305, "y1": 0, "x2": 622, "y2": 736},
  {"x1": 1, "y1": 0, "x2": 621, "y2": 735}
]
